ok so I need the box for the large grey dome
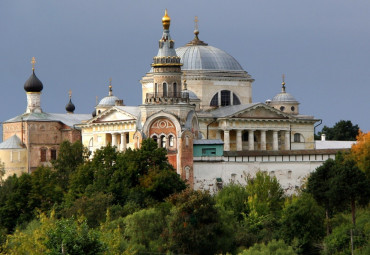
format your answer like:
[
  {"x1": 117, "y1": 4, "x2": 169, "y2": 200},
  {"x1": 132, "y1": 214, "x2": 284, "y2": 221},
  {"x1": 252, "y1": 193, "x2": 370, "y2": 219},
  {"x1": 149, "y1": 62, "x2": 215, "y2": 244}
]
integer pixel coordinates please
[{"x1": 176, "y1": 45, "x2": 244, "y2": 71}]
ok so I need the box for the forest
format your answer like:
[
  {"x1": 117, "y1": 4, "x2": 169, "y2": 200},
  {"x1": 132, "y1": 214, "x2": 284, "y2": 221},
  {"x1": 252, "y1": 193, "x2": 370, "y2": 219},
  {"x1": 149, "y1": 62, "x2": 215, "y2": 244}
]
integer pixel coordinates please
[{"x1": 0, "y1": 131, "x2": 369, "y2": 255}]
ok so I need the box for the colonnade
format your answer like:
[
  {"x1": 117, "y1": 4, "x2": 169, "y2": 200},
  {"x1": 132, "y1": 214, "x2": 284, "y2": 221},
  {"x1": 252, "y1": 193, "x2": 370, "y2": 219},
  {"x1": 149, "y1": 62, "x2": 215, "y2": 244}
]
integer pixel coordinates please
[
  {"x1": 109, "y1": 132, "x2": 129, "y2": 151},
  {"x1": 219, "y1": 129, "x2": 290, "y2": 151}
]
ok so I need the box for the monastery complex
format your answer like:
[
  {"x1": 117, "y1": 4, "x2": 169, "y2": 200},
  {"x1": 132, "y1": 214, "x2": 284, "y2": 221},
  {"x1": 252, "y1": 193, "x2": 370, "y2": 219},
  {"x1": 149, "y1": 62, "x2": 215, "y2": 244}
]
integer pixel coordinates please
[{"x1": 0, "y1": 11, "x2": 350, "y2": 193}]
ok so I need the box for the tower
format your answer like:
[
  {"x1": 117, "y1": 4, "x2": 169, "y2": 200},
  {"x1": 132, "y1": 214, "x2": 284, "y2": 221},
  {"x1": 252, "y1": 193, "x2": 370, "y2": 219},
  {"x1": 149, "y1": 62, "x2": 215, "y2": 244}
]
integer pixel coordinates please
[{"x1": 24, "y1": 57, "x2": 43, "y2": 113}]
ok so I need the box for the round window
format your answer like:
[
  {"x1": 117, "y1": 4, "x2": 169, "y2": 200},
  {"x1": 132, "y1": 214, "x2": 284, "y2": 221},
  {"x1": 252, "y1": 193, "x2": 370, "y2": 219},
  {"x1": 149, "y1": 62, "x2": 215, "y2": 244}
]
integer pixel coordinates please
[
  {"x1": 291, "y1": 106, "x2": 295, "y2": 111},
  {"x1": 280, "y1": 106, "x2": 285, "y2": 111}
]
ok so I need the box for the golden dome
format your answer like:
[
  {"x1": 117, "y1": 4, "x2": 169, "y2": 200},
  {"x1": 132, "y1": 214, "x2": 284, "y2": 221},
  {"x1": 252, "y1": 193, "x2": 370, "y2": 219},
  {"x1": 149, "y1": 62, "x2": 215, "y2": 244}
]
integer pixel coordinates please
[{"x1": 162, "y1": 9, "x2": 171, "y2": 30}]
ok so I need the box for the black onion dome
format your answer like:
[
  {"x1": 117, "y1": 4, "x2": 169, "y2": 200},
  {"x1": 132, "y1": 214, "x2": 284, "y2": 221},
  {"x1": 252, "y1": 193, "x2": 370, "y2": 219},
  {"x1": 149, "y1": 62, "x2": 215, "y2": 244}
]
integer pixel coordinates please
[
  {"x1": 92, "y1": 109, "x2": 96, "y2": 117},
  {"x1": 65, "y1": 99, "x2": 75, "y2": 113},
  {"x1": 24, "y1": 70, "x2": 43, "y2": 92}
]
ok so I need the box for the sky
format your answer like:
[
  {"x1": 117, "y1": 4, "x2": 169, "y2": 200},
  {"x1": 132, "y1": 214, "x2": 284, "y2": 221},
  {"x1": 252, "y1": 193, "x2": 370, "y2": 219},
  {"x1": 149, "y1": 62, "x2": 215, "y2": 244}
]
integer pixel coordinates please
[{"x1": 0, "y1": 0, "x2": 369, "y2": 138}]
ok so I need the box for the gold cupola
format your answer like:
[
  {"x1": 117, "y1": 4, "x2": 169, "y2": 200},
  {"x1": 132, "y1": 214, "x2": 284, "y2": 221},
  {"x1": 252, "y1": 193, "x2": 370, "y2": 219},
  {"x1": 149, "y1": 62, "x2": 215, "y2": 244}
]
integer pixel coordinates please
[{"x1": 162, "y1": 9, "x2": 171, "y2": 30}]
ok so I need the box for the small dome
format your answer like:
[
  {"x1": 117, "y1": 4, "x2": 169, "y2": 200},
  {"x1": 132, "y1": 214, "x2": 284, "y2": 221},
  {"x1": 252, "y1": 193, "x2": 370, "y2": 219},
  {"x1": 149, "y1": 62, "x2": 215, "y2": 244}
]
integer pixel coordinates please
[
  {"x1": 176, "y1": 45, "x2": 244, "y2": 71},
  {"x1": 24, "y1": 70, "x2": 43, "y2": 92},
  {"x1": 182, "y1": 90, "x2": 199, "y2": 100},
  {"x1": 65, "y1": 99, "x2": 75, "y2": 113},
  {"x1": 271, "y1": 92, "x2": 298, "y2": 103},
  {"x1": 92, "y1": 109, "x2": 96, "y2": 117},
  {"x1": 98, "y1": 95, "x2": 120, "y2": 106}
]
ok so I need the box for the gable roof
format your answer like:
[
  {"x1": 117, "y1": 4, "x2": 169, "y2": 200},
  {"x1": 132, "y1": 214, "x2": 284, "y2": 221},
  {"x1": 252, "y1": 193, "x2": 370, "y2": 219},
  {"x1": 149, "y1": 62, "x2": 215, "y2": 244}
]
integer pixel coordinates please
[
  {"x1": 200, "y1": 103, "x2": 293, "y2": 119},
  {"x1": 5, "y1": 112, "x2": 91, "y2": 128},
  {"x1": 0, "y1": 135, "x2": 24, "y2": 149}
]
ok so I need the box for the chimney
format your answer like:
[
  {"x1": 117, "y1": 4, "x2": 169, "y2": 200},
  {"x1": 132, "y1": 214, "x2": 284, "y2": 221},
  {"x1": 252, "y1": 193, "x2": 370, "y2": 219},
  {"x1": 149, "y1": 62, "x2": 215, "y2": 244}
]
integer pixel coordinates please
[{"x1": 321, "y1": 134, "x2": 326, "y2": 141}]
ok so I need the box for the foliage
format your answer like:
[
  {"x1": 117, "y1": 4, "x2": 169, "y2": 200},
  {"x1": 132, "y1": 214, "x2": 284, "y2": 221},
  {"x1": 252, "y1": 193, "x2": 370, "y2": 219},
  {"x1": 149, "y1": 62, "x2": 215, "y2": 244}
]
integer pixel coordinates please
[
  {"x1": 279, "y1": 193, "x2": 325, "y2": 254},
  {"x1": 166, "y1": 189, "x2": 232, "y2": 255},
  {"x1": 215, "y1": 183, "x2": 249, "y2": 222},
  {"x1": 322, "y1": 209, "x2": 370, "y2": 255},
  {"x1": 238, "y1": 239, "x2": 297, "y2": 255},
  {"x1": 318, "y1": 120, "x2": 359, "y2": 141},
  {"x1": 350, "y1": 131, "x2": 370, "y2": 178},
  {"x1": 52, "y1": 140, "x2": 89, "y2": 191}
]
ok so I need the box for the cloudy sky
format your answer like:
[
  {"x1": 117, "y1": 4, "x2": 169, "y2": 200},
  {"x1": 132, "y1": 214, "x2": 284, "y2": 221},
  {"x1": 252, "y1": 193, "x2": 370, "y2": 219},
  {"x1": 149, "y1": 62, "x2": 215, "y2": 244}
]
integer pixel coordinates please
[{"x1": 1, "y1": 0, "x2": 369, "y2": 135}]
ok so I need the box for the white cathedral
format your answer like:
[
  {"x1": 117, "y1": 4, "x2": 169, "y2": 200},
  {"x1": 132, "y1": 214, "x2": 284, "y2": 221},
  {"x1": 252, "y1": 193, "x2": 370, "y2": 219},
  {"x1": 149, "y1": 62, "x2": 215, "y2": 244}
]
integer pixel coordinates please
[{"x1": 1, "y1": 10, "x2": 349, "y2": 193}]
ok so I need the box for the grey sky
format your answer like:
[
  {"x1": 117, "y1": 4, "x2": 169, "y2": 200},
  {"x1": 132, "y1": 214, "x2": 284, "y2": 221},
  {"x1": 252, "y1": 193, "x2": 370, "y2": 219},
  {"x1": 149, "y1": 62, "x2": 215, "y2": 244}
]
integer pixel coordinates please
[{"x1": 1, "y1": 0, "x2": 369, "y2": 136}]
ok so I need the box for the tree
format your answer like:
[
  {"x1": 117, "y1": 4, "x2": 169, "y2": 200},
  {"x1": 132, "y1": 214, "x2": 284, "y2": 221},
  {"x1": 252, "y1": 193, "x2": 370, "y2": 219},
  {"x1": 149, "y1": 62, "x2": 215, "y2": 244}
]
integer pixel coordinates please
[
  {"x1": 306, "y1": 158, "x2": 337, "y2": 234},
  {"x1": 331, "y1": 156, "x2": 370, "y2": 226},
  {"x1": 238, "y1": 239, "x2": 297, "y2": 255},
  {"x1": 350, "y1": 131, "x2": 370, "y2": 178},
  {"x1": 166, "y1": 189, "x2": 231, "y2": 255},
  {"x1": 52, "y1": 141, "x2": 89, "y2": 191},
  {"x1": 279, "y1": 193, "x2": 325, "y2": 254},
  {"x1": 318, "y1": 120, "x2": 359, "y2": 141}
]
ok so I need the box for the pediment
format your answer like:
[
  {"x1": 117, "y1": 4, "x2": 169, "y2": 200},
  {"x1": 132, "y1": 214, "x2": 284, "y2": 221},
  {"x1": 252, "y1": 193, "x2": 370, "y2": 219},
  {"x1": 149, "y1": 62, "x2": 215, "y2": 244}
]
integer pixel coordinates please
[
  {"x1": 233, "y1": 104, "x2": 290, "y2": 119},
  {"x1": 90, "y1": 108, "x2": 137, "y2": 124}
]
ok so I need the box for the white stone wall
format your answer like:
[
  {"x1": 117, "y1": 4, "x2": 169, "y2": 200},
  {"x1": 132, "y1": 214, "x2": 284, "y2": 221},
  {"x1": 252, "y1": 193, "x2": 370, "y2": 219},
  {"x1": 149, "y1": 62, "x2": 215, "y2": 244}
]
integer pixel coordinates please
[{"x1": 193, "y1": 153, "x2": 335, "y2": 194}]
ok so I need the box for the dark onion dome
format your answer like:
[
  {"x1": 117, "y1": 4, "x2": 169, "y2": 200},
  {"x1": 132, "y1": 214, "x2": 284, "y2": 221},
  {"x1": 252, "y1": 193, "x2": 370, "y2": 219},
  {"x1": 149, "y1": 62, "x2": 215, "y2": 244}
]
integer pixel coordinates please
[
  {"x1": 65, "y1": 99, "x2": 75, "y2": 113},
  {"x1": 24, "y1": 70, "x2": 43, "y2": 92},
  {"x1": 92, "y1": 109, "x2": 96, "y2": 117}
]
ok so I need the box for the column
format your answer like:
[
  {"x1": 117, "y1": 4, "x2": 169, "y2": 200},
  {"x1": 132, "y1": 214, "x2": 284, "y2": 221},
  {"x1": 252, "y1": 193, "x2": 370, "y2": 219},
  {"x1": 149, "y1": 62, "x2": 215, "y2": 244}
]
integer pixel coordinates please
[
  {"x1": 236, "y1": 130, "x2": 242, "y2": 151},
  {"x1": 273, "y1": 130, "x2": 278, "y2": 150},
  {"x1": 111, "y1": 133, "x2": 117, "y2": 147},
  {"x1": 248, "y1": 130, "x2": 254, "y2": 151},
  {"x1": 224, "y1": 130, "x2": 230, "y2": 151},
  {"x1": 261, "y1": 130, "x2": 266, "y2": 150},
  {"x1": 285, "y1": 130, "x2": 291, "y2": 150},
  {"x1": 120, "y1": 132, "x2": 126, "y2": 151}
]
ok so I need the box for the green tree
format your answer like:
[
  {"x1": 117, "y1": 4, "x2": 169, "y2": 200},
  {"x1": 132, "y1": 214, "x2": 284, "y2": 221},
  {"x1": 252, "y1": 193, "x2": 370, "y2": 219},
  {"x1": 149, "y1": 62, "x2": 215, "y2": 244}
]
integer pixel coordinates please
[
  {"x1": 238, "y1": 239, "x2": 297, "y2": 255},
  {"x1": 306, "y1": 158, "x2": 337, "y2": 234},
  {"x1": 45, "y1": 217, "x2": 105, "y2": 255},
  {"x1": 332, "y1": 156, "x2": 370, "y2": 226},
  {"x1": 52, "y1": 141, "x2": 89, "y2": 191},
  {"x1": 318, "y1": 120, "x2": 359, "y2": 141},
  {"x1": 166, "y1": 189, "x2": 231, "y2": 255},
  {"x1": 279, "y1": 193, "x2": 325, "y2": 254}
]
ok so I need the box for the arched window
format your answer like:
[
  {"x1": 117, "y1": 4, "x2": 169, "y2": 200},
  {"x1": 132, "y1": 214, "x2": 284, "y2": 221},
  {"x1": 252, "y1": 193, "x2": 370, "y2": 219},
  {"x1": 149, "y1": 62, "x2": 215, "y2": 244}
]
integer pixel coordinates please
[
  {"x1": 233, "y1": 93, "x2": 241, "y2": 105},
  {"x1": 173, "y1": 82, "x2": 177, "y2": 96},
  {"x1": 161, "y1": 135, "x2": 166, "y2": 148},
  {"x1": 152, "y1": 135, "x2": 158, "y2": 143},
  {"x1": 169, "y1": 135, "x2": 174, "y2": 147},
  {"x1": 210, "y1": 93, "x2": 218, "y2": 106},
  {"x1": 294, "y1": 133, "x2": 302, "y2": 143},
  {"x1": 163, "y1": 82, "x2": 167, "y2": 97}
]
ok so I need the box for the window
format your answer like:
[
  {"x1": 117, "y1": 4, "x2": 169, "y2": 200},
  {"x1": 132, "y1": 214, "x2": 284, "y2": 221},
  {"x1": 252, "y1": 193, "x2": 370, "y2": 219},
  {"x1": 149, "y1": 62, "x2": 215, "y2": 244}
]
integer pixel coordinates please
[
  {"x1": 50, "y1": 149, "x2": 57, "y2": 160},
  {"x1": 173, "y1": 82, "x2": 177, "y2": 96},
  {"x1": 221, "y1": 90, "x2": 231, "y2": 106},
  {"x1": 169, "y1": 135, "x2": 174, "y2": 147},
  {"x1": 202, "y1": 148, "x2": 216, "y2": 156},
  {"x1": 163, "y1": 82, "x2": 167, "y2": 97},
  {"x1": 185, "y1": 166, "x2": 190, "y2": 180},
  {"x1": 291, "y1": 106, "x2": 295, "y2": 112},
  {"x1": 210, "y1": 94, "x2": 218, "y2": 106},
  {"x1": 294, "y1": 133, "x2": 302, "y2": 143},
  {"x1": 233, "y1": 93, "x2": 241, "y2": 105},
  {"x1": 152, "y1": 135, "x2": 158, "y2": 144},
  {"x1": 154, "y1": 83, "x2": 158, "y2": 95},
  {"x1": 40, "y1": 148, "x2": 47, "y2": 162},
  {"x1": 280, "y1": 106, "x2": 285, "y2": 111},
  {"x1": 161, "y1": 135, "x2": 166, "y2": 148},
  {"x1": 126, "y1": 133, "x2": 130, "y2": 143}
]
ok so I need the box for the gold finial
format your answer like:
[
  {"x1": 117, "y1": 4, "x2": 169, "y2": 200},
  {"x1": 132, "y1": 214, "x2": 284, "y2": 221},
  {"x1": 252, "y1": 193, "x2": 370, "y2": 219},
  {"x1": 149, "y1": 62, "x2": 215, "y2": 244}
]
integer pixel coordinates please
[
  {"x1": 31, "y1": 57, "x2": 36, "y2": 71},
  {"x1": 282, "y1": 74, "x2": 286, "y2": 92},
  {"x1": 162, "y1": 9, "x2": 171, "y2": 30},
  {"x1": 108, "y1": 78, "x2": 113, "y2": 96},
  {"x1": 68, "y1": 89, "x2": 72, "y2": 99},
  {"x1": 194, "y1": 16, "x2": 199, "y2": 31}
]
